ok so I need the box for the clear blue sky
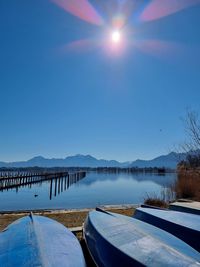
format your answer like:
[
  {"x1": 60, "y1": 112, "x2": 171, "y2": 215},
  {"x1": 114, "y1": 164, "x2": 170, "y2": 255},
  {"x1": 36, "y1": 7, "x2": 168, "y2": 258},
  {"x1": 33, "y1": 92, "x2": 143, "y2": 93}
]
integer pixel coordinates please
[{"x1": 0, "y1": 0, "x2": 200, "y2": 162}]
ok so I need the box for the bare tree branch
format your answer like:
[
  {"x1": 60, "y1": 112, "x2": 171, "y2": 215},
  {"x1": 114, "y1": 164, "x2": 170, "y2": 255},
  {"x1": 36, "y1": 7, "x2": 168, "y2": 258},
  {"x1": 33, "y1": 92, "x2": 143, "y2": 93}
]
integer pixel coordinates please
[{"x1": 183, "y1": 111, "x2": 200, "y2": 152}]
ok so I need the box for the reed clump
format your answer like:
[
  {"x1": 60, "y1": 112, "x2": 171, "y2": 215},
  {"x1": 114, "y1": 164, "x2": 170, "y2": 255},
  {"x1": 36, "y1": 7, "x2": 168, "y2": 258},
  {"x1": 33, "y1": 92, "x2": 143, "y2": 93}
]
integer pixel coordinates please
[
  {"x1": 144, "y1": 197, "x2": 168, "y2": 208},
  {"x1": 143, "y1": 189, "x2": 173, "y2": 208},
  {"x1": 175, "y1": 168, "x2": 200, "y2": 201}
]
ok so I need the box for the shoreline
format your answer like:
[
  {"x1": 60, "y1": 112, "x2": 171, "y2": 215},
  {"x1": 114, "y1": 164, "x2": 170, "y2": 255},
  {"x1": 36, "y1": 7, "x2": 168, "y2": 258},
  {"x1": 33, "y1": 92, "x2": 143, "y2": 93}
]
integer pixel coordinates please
[
  {"x1": 0, "y1": 204, "x2": 137, "y2": 232},
  {"x1": 0, "y1": 204, "x2": 138, "y2": 215}
]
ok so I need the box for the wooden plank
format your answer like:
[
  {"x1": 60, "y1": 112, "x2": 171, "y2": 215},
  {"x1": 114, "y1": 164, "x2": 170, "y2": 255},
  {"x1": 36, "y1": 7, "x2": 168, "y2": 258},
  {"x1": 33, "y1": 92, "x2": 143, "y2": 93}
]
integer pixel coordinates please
[{"x1": 69, "y1": 226, "x2": 83, "y2": 233}]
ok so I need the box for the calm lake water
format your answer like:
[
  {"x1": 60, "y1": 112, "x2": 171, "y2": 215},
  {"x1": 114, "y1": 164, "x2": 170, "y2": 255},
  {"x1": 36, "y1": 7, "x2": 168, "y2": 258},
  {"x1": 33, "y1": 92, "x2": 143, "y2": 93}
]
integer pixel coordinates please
[{"x1": 0, "y1": 172, "x2": 176, "y2": 211}]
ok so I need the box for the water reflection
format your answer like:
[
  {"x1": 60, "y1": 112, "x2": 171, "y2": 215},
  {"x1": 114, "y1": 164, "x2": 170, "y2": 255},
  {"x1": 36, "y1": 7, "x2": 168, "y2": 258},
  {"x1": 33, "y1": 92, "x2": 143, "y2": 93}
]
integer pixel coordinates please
[
  {"x1": 49, "y1": 174, "x2": 82, "y2": 200},
  {"x1": 83, "y1": 171, "x2": 175, "y2": 187},
  {"x1": 0, "y1": 171, "x2": 177, "y2": 211}
]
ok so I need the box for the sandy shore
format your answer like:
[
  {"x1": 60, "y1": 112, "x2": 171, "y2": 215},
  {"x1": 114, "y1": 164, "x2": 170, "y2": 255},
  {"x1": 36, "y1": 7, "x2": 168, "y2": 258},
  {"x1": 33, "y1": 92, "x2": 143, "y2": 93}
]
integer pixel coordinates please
[{"x1": 0, "y1": 205, "x2": 137, "y2": 232}]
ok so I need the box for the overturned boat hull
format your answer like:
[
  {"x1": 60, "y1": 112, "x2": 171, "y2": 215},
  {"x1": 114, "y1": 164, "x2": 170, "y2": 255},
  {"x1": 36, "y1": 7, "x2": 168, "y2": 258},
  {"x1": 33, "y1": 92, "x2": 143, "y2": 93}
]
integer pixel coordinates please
[
  {"x1": 84, "y1": 209, "x2": 200, "y2": 267},
  {"x1": 0, "y1": 214, "x2": 86, "y2": 267},
  {"x1": 134, "y1": 206, "x2": 200, "y2": 252}
]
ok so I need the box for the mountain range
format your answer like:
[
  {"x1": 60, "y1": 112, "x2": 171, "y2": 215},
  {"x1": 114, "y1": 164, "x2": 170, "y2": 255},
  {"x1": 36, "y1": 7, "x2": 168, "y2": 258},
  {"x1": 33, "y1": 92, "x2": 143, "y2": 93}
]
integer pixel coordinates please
[{"x1": 0, "y1": 152, "x2": 186, "y2": 169}]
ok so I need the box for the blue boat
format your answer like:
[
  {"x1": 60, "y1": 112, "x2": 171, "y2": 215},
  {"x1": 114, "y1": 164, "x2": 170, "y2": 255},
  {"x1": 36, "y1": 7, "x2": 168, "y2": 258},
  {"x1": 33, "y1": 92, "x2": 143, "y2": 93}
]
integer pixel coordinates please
[
  {"x1": 84, "y1": 208, "x2": 200, "y2": 267},
  {"x1": 0, "y1": 213, "x2": 86, "y2": 267},
  {"x1": 134, "y1": 206, "x2": 200, "y2": 252},
  {"x1": 169, "y1": 201, "x2": 200, "y2": 215}
]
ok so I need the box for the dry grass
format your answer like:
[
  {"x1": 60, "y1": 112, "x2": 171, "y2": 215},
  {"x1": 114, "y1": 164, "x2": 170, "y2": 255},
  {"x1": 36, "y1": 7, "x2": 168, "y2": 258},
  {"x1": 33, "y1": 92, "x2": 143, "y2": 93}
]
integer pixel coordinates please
[
  {"x1": 144, "y1": 194, "x2": 168, "y2": 208},
  {"x1": 175, "y1": 169, "x2": 200, "y2": 201},
  {"x1": 0, "y1": 207, "x2": 135, "y2": 232},
  {"x1": 143, "y1": 185, "x2": 176, "y2": 208}
]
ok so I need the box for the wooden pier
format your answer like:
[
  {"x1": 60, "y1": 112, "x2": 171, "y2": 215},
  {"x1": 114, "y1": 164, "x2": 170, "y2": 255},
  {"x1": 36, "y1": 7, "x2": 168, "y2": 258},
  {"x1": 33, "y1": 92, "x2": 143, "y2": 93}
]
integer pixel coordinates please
[{"x1": 0, "y1": 171, "x2": 86, "y2": 198}]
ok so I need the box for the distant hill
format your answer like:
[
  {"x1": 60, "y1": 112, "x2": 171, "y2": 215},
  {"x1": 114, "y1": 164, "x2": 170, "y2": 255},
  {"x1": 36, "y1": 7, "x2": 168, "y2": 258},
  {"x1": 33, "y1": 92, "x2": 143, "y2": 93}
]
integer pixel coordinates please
[
  {"x1": 0, "y1": 154, "x2": 129, "y2": 168},
  {"x1": 0, "y1": 152, "x2": 186, "y2": 169},
  {"x1": 129, "y1": 152, "x2": 186, "y2": 169}
]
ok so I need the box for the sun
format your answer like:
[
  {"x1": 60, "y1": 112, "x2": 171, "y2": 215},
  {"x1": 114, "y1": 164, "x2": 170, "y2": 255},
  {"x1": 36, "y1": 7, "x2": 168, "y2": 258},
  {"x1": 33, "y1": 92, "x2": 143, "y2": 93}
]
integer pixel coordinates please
[
  {"x1": 106, "y1": 29, "x2": 126, "y2": 55},
  {"x1": 111, "y1": 30, "x2": 121, "y2": 43}
]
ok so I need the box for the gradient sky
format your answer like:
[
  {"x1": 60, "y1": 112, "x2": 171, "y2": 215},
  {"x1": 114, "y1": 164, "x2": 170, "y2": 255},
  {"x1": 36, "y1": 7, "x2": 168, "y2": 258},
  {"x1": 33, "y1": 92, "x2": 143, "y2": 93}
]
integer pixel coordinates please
[{"x1": 1, "y1": 0, "x2": 200, "y2": 162}]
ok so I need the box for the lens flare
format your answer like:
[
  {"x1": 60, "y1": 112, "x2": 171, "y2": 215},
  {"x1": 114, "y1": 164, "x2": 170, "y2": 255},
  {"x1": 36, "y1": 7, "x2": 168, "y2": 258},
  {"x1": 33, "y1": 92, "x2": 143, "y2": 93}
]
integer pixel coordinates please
[
  {"x1": 112, "y1": 14, "x2": 126, "y2": 29},
  {"x1": 133, "y1": 39, "x2": 183, "y2": 62},
  {"x1": 140, "y1": 0, "x2": 200, "y2": 22},
  {"x1": 61, "y1": 38, "x2": 100, "y2": 53},
  {"x1": 51, "y1": 0, "x2": 104, "y2": 25}
]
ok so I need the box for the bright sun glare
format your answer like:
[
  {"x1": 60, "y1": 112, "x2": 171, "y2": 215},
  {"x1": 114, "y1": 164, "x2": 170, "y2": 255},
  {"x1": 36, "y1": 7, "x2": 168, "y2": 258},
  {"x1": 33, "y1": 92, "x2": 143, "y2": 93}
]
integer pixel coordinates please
[{"x1": 111, "y1": 30, "x2": 121, "y2": 43}]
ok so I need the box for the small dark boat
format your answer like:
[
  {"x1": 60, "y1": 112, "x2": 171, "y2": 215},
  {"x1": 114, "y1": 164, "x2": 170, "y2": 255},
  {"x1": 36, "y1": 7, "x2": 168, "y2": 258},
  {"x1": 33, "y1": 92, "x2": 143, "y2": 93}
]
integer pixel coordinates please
[
  {"x1": 84, "y1": 208, "x2": 200, "y2": 267},
  {"x1": 0, "y1": 214, "x2": 86, "y2": 267},
  {"x1": 134, "y1": 206, "x2": 200, "y2": 252}
]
